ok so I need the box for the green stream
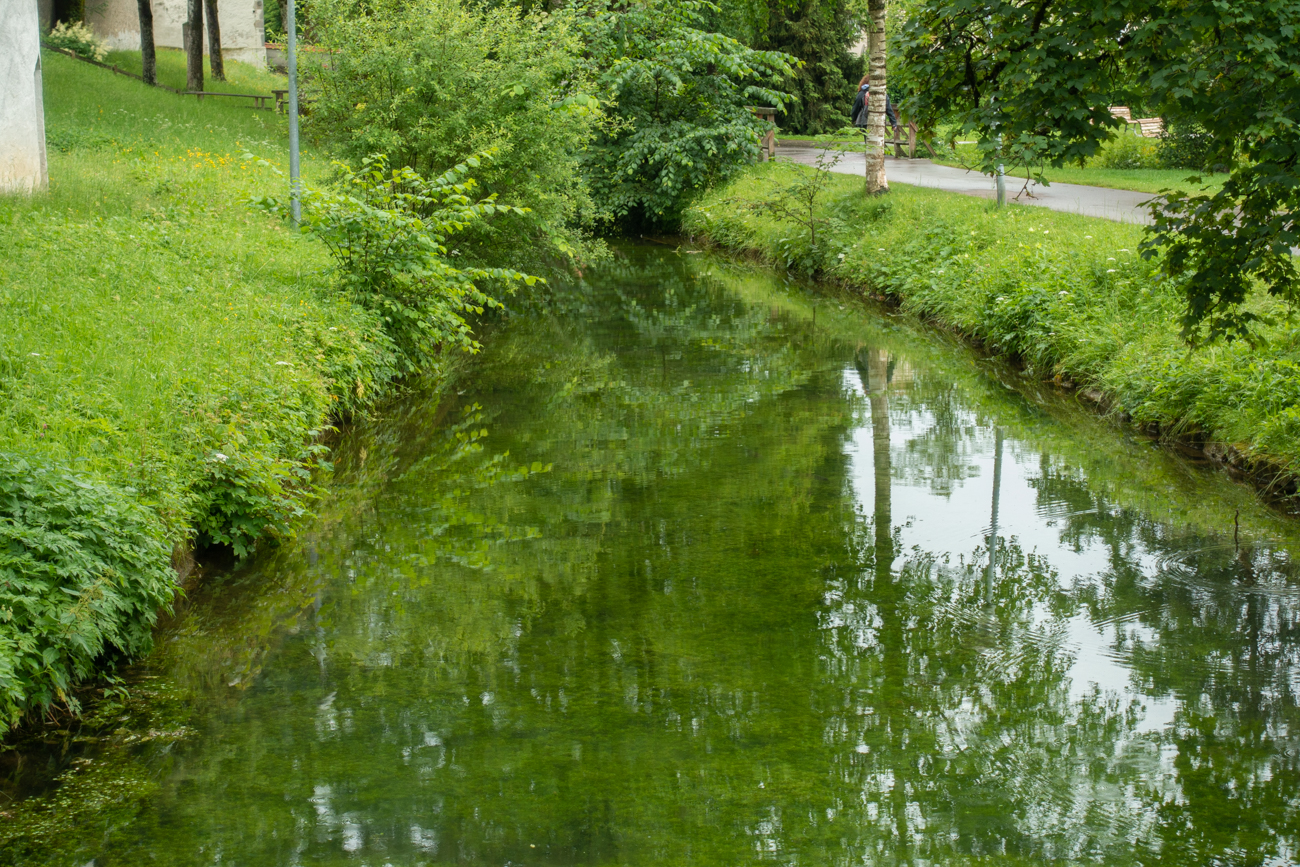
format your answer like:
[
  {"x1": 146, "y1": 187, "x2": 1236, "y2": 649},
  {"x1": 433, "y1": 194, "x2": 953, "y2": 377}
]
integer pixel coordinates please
[{"x1": 6, "y1": 245, "x2": 1300, "y2": 865}]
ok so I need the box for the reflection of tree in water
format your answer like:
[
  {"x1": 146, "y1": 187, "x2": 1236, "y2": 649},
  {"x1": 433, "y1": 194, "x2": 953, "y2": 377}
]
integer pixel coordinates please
[
  {"x1": 816, "y1": 347, "x2": 1139, "y2": 865},
  {"x1": 1030, "y1": 462, "x2": 1300, "y2": 865},
  {"x1": 19, "y1": 248, "x2": 1300, "y2": 866}
]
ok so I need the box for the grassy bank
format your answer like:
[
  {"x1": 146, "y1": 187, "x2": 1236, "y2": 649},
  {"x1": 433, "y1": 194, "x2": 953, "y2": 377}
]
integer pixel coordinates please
[
  {"x1": 103, "y1": 47, "x2": 287, "y2": 96},
  {"x1": 0, "y1": 52, "x2": 413, "y2": 734},
  {"x1": 930, "y1": 138, "x2": 1229, "y2": 195},
  {"x1": 684, "y1": 161, "x2": 1300, "y2": 494}
]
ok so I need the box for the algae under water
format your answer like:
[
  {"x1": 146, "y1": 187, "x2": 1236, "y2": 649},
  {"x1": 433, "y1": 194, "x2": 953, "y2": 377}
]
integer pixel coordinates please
[{"x1": 5, "y1": 245, "x2": 1300, "y2": 866}]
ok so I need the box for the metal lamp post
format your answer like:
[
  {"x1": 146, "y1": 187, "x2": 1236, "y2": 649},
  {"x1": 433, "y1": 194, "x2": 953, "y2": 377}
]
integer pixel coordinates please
[{"x1": 285, "y1": 0, "x2": 301, "y2": 225}]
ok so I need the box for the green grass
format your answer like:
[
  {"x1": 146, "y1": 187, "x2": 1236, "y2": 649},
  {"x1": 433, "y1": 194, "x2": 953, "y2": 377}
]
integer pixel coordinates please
[
  {"x1": 104, "y1": 47, "x2": 287, "y2": 95},
  {"x1": 777, "y1": 132, "x2": 1224, "y2": 195},
  {"x1": 0, "y1": 50, "x2": 408, "y2": 735},
  {"x1": 932, "y1": 141, "x2": 1228, "y2": 195},
  {"x1": 685, "y1": 161, "x2": 1300, "y2": 487}
]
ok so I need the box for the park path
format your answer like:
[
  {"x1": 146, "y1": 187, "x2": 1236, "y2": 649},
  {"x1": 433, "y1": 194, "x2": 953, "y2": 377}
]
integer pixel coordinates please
[{"x1": 777, "y1": 145, "x2": 1157, "y2": 225}]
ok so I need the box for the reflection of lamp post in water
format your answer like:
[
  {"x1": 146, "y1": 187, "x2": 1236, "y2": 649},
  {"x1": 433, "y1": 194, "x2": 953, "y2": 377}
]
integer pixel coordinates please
[{"x1": 985, "y1": 428, "x2": 1003, "y2": 606}]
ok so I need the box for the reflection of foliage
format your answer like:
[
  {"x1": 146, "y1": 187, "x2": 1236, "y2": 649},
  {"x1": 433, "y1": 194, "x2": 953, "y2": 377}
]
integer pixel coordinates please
[
  {"x1": 15, "y1": 245, "x2": 1300, "y2": 865},
  {"x1": 0, "y1": 679, "x2": 192, "y2": 865}
]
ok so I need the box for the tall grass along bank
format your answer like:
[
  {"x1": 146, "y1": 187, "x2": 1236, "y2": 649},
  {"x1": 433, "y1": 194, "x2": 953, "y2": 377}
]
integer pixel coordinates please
[
  {"x1": 0, "y1": 52, "x2": 418, "y2": 736},
  {"x1": 685, "y1": 161, "x2": 1300, "y2": 495}
]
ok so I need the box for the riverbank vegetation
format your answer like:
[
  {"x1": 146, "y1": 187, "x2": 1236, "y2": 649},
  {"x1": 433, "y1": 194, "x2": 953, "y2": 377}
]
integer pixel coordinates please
[
  {"x1": 6, "y1": 0, "x2": 1296, "y2": 748},
  {"x1": 1, "y1": 0, "x2": 805, "y2": 737},
  {"x1": 686, "y1": 161, "x2": 1300, "y2": 488},
  {"x1": 0, "y1": 52, "x2": 409, "y2": 735}
]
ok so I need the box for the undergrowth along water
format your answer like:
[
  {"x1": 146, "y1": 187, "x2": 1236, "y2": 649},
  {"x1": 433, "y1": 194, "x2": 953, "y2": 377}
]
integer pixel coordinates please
[
  {"x1": 0, "y1": 52, "x2": 416, "y2": 735},
  {"x1": 684, "y1": 161, "x2": 1300, "y2": 496}
]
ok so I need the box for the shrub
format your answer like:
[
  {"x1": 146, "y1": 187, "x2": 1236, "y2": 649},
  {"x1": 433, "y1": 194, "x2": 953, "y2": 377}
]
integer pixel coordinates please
[
  {"x1": 1090, "y1": 132, "x2": 1160, "y2": 170},
  {"x1": 0, "y1": 453, "x2": 174, "y2": 734},
  {"x1": 255, "y1": 153, "x2": 541, "y2": 374},
  {"x1": 1156, "y1": 123, "x2": 1221, "y2": 172},
  {"x1": 577, "y1": 0, "x2": 799, "y2": 226},
  {"x1": 304, "y1": 0, "x2": 601, "y2": 273},
  {"x1": 43, "y1": 21, "x2": 109, "y2": 63}
]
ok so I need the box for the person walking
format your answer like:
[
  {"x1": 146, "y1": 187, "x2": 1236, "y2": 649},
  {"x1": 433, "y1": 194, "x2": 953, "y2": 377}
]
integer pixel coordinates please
[{"x1": 851, "y1": 75, "x2": 898, "y2": 139}]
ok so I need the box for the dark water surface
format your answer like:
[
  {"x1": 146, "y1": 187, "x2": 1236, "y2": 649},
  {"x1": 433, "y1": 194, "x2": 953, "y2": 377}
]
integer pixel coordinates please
[{"x1": 8, "y1": 245, "x2": 1300, "y2": 865}]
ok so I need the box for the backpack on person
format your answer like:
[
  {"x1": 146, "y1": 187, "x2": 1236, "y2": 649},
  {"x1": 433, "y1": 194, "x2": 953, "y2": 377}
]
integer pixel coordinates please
[{"x1": 851, "y1": 84, "x2": 869, "y2": 128}]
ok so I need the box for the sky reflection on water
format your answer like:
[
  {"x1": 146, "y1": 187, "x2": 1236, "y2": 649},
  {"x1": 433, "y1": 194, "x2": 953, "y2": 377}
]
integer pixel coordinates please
[{"x1": 7, "y1": 245, "x2": 1300, "y2": 867}]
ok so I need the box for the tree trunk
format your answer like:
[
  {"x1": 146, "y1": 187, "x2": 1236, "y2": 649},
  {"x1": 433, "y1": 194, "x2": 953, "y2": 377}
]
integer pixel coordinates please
[
  {"x1": 205, "y1": 0, "x2": 224, "y2": 81},
  {"x1": 864, "y1": 0, "x2": 889, "y2": 194},
  {"x1": 136, "y1": 0, "x2": 156, "y2": 86},
  {"x1": 184, "y1": 0, "x2": 204, "y2": 93}
]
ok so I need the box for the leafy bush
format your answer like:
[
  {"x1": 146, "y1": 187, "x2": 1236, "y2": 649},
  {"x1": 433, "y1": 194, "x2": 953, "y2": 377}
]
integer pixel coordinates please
[
  {"x1": 305, "y1": 0, "x2": 601, "y2": 273},
  {"x1": 43, "y1": 21, "x2": 109, "y2": 63},
  {"x1": 255, "y1": 154, "x2": 541, "y2": 373},
  {"x1": 0, "y1": 453, "x2": 174, "y2": 733},
  {"x1": 1156, "y1": 123, "x2": 1221, "y2": 172},
  {"x1": 1091, "y1": 132, "x2": 1160, "y2": 170},
  {"x1": 577, "y1": 0, "x2": 799, "y2": 225},
  {"x1": 0, "y1": 53, "x2": 416, "y2": 731}
]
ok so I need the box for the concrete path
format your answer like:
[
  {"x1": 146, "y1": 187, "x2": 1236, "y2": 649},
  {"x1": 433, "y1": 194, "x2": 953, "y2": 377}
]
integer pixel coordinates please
[{"x1": 777, "y1": 145, "x2": 1158, "y2": 225}]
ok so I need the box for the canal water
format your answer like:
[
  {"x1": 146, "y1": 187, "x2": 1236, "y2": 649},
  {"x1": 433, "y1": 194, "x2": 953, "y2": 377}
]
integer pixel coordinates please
[{"x1": 6, "y1": 245, "x2": 1300, "y2": 865}]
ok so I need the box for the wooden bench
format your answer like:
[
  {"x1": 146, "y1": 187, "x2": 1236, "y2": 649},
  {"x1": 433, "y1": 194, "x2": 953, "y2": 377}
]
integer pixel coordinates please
[
  {"x1": 1110, "y1": 106, "x2": 1164, "y2": 137},
  {"x1": 272, "y1": 89, "x2": 317, "y2": 115},
  {"x1": 186, "y1": 91, "x2": 275, "y2": 110},
  {"x1": 873, "y1": 119, "x2": 937, "y2": 160}
]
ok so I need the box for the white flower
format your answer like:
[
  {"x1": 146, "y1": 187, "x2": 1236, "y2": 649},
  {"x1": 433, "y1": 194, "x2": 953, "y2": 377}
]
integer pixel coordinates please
[
  {"x1": 212, "y1": 452, "x2": 229, "y2": 462},
  {"x1": 1106, "y1": 269, "x2": 1118, "y2": 273},
  {"x1": 275, "y1": 361, "x2": 293, "y2": 366}
]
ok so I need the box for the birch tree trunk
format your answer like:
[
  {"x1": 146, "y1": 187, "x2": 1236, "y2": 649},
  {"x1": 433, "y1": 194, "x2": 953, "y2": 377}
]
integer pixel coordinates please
[
  {"x1": 205, "y1": 0, "x2": 224, "y2": 82},
  {"x1": 184, "y1": 0, "x2": 204, "y2": 93},
  {"x1": 136, "y1": 0, "x2": 156, "y2": 86},
  {"x1": 864, "y1": 0, "x2": 889, "y2": 194}
]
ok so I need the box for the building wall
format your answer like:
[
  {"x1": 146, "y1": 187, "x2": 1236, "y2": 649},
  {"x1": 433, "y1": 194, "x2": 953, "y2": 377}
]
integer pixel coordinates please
[
  {"x1": 0, "y1": 0, "x2": 49, "y2": 194},
  {"x1": 88, "y1": 0, "x2": 267, "y2": 69}
]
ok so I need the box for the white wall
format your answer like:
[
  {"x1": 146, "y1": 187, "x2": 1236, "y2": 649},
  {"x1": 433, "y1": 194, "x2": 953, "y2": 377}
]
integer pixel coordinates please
[
  {"x1": 89, "y1": 0, "x2": 267, "y2": 69},
  {"x1": 0, "y1": 0, "x2": 48, "y2": 194}
]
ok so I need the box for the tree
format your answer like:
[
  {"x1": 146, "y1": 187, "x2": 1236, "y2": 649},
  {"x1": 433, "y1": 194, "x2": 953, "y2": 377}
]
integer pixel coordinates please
[
  {"x1": 758, "y1": 0, "x2": 862, "y2": 135},
  {"x1": 136, "y1": 0, "x2": 156, "y2": 86},
  {"x1": 576, "y1": 0, "x2": 799, "y2": 225},
  {"x1": 897, "y1": 0, "x2": 1300, "y2": 343},
  {"x1": 184, "y1": 0, "x2": 203, "y2": 92},
  {"x1": 205, "y1": 0, "x2": 224, "y2": 81},
  {"x1": 863, "y1": 0, "x2": 887, "y2": 193}
]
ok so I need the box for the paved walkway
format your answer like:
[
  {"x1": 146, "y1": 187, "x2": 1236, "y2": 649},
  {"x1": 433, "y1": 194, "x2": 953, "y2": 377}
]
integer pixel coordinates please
[{"x1": 777, "y1": 145, "x2": 1157, "y2": 225}]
